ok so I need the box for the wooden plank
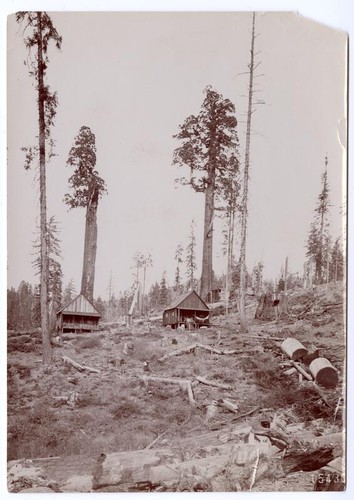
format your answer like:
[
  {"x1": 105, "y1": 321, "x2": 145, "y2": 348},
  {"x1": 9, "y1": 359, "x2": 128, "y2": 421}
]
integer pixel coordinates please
[{"x1": 289, "y1": 360, "x2": 313, "y2": 381}]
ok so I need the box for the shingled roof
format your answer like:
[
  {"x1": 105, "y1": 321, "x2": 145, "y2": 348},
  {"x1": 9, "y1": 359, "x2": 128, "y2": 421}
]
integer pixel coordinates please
[
  {"x1": 164, "y1": 290, "x2": 209, "y2": 311},
  {"x1": 56, "y1": 293, "x2": 101, "y2": 317}
]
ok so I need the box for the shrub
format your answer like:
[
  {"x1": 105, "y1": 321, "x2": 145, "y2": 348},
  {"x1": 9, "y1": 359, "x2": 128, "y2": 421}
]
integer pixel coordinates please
[
  {"x1": 8, "y1": 362, "x2": 32, "y2": 380},
  {"x1": 133, "y1": 340, "x2": 165, "y2": 361},
  {"x1": 77, "y1": 336, "x2": 102, "y2": 349},
  {"x1": 8, "y1": 339, "x2": 34, "y2": 353},
  {"x1": 110, "y1": 397, "x2": 144, "y2": 419}
]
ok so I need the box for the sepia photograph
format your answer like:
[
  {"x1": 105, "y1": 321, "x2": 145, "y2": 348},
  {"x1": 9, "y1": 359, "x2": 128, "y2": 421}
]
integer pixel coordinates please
[{"x1": 5, "y1": 2, "x2": 349, "y2": 495}]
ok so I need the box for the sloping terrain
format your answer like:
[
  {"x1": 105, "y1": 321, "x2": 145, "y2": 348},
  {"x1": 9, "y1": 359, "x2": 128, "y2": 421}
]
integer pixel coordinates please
[{"x1": 7, "y1": 282, "x2": 346, "y2": 492}]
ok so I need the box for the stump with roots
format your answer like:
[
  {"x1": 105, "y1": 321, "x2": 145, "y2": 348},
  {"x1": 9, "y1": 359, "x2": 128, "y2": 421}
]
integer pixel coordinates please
[{"x1": 255, "y1": 292, "x2": 289, "y2": 320}]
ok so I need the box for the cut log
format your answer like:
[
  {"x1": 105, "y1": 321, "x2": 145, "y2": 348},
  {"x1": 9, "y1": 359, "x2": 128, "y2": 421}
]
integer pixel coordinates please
[
  {"x1": 289, "y1": 360, "x2": 313, "y2": 381},
  {"x1": 216, "y1": 398, "x2": 238, "y2": 414},
  {"x1": 62, "y1": 356, "x2": 100, "y2": 374},
  {"x1": 196, "y1": 343, "x2": 238, "y2": 355},
  {"x1": 8, "y1": 428, "x2": 343, "y2": 492},
  {"x1": 140, "y1": 375, "x2": 191, "y2": 386},
  {"x1": 158, "y1": 344, "x2": 196, "y2": 361},
  {"x1": 282, "y1": 432, "x2": 343, "y2": 475},
  {"x1": 185, "y1": 380, "x2": 196, "y2": 405},
  {"x1": 309, "y1": 358, "x2": 339, "y2": 389},
  {"x1": 195, "y1": 376, "x2": 233, "y2": 390},
  {"x1": 139, "y1": 375, "x2": 196, "y2": 405},
  {"x1": 196, "y1": 343, "x2": 222, "y2": 355},
  {"x1": 53, "y1": 391, "x2": 79, "y2": 408},
  {"x1": 281, "y1": 337, "x2": 308, "y2": 361},
  {"x1": 92, "y1": 442, "x2": 271, "y2": 490}
]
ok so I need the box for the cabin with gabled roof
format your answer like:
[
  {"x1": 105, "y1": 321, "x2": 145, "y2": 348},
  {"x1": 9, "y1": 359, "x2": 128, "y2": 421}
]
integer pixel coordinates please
[
  {"x1": 163, "y1": 290, "x2": 210, "y2": 329},
  {"x1": 56, "y1": 293, "x2": 101, "y2": 333}
]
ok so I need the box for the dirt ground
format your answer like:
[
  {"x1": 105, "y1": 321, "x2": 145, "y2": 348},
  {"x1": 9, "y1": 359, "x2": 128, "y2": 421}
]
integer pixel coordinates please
[{"x1": 7, "y1": 282, "x2": 346, "y2": 492}]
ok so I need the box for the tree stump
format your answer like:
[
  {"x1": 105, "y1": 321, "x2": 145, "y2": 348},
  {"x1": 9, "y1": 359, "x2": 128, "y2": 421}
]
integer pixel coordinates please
[{"x1": 255, "y1": 292, "x2": 289, "y2": 320}]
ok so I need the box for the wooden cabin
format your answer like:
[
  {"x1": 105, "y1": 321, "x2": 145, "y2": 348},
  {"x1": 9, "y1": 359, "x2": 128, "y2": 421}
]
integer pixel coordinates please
[
  {"x1": 56, "y1": 293, "x2": 101, "y2": 333},
  {"x1": 163, "y1": 290, "x2": 210, "y2": 329},
  {"x1": 208, "y1": 288, "x2": 222, "y2": 303}
]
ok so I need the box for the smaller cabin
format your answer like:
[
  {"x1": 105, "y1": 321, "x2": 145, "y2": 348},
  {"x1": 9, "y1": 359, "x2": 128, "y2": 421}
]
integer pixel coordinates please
[
  {"x1": 163, "y1": 290, "x2": 210, "y2": 329},
  {"x1": 208, "y1": 288, "x2": 222, "y2": 303},
  {"x1": 56, "y1": 293, "x2": 101, "y2": 333}
]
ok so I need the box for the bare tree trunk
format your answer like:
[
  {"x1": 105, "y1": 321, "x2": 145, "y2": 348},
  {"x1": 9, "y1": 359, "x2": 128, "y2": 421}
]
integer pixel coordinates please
[
  {"x1": 81, "y1": 188, "x2": 98, "y2": 302},
  {"x1": 37, "y1": 12, "x2": 51, "y2": 365},
  {"x1": 239, "y1": 12, "x2": 256, "y2": 333},
  {"x1": 225, "y1": 208, "x2": 235, "y2": 315},
  {"x1": 200, "y1": 184, "x2": 214, "y2": 301},
  {"x1": 284, "y1": 256, "x2": 288, "y2": 292}
]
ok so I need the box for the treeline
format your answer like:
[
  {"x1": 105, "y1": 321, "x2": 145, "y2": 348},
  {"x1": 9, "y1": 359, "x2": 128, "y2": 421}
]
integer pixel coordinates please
[
  {"x1": 7, "y1": 282, "x2": 40, "y2": 331},
  {"x1": 7, "y1": 277, "x2": 73, "y2": 332}
]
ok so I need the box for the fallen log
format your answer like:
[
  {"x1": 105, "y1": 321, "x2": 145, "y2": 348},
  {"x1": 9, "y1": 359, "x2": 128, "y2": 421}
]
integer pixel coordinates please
[
  {"x1": 8, "y1": 427, "x2": 343, "y2": 492},
  {"x1": 185, "y1": 380, "x2": 196, "y2": 405},
  {"x1": 196, "y1": 343, "x2": 238, "y2": 355},
  {"x1": 195, "y1": 376, "x2": 233, "y2": 390},
  {"x1": 62, "y1": 356, "x2": 100, "y2": 374},
  {"x1": 92, "y1": 442, "x2": 271, "y2": 490},
  {"x1": 139, "y1": 375, "x2": 196, "y2": 405},
  {"x1": 231, "y1": 406, "x2": 260, "y2": 422},
  {"x1": 159, "y1": 344, "x2": 196, "y2": 361},
  {"x1": 195, "y1": 343, "x2": 222, "y2": 355},
  {"x1": 282, "y1": 433, "x2": 343, "y2": 475},
  {"x1": 216, "y1": 398, "x2": 238, "y2": 414},
  {"x1": 140, "y1": 375, "x2": 191, "y2": 386},
  {"x1": 53, "y1": 391, "x2": 79, "y2": 407}
]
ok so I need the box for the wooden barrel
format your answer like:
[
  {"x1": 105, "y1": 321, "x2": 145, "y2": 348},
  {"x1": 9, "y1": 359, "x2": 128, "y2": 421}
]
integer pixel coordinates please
[
  {"x1": 281, "y1": 337, "x2": 308, "y2": 361},
  {"x1": 309, "y1": 358, "x2": 338, "y2": 388}
]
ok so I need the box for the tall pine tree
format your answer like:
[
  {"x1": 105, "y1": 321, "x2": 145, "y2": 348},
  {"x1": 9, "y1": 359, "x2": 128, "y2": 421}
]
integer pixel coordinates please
[
  {"x1": 16, "y1": 12, "x2": 62, "y2": 364},
  {"x1": 306, "y1": 160, "x2": 331, "y2": 284},
  {"x1": 33, "y1": 216, "x2": 63, "y2": 334},
  {"x1": 174, "y1": 244, "x2": 184, "y2": 293}
]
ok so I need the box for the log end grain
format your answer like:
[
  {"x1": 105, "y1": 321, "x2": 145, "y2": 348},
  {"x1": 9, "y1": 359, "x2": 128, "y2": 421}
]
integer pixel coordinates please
[
  {"x1": 281, "y1": 338, "x2": 308, "y2": 361},
  {"x1": 309, "y1": 358, "x2": 339, "y2": 389}
]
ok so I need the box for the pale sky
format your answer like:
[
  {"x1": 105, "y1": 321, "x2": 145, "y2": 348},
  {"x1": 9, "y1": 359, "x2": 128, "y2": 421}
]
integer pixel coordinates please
[{"x1": 7, "y1": 11, "x2": 347, "y2": 299}]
